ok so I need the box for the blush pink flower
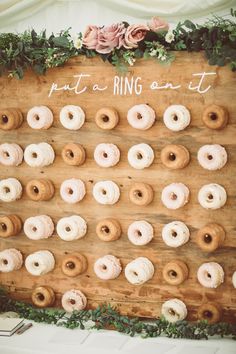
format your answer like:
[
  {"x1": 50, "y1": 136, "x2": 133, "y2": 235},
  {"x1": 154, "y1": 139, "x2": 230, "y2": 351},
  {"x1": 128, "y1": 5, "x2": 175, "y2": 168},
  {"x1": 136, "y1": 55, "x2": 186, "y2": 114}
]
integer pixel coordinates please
[
  {"x1": 148, "y1": 16, "x2": 169, "y2": 32},
  {"x1": 82, "y1": 25, "x2": 99, "y2": 50},
  {"x1": 96, "y1": 23, "x2": 126, "y2": 54},
  {"x1": 124, "y1": 24, "x2": 149, "y2": 49}
]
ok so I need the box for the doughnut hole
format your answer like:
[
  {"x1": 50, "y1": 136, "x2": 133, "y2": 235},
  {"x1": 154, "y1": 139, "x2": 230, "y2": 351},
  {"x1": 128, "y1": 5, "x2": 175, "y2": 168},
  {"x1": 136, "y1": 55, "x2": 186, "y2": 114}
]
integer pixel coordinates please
[
  {"x1": 36, "y1": 292, "x2": 45, "y2": 301},
  {"x1": 170, "y1": 192, "x2": 177, "y2": 200},
  {"x1": 137, "y1": 113, "x2": 142, "y2": 120},
  {"x1": 70, "y1": 299, "x2": 76, "y2": 305},
  {"x1": 3, "y1": 259, "x2": 8, "y2": 265},
  {"x1": 66, "y1": 149, "x2": 74, "y2": 159},
  {"x1": 137, "y1": 152, "x2": 143, "y2": 160},
  {"x1": 34, "y1": 114, "x2": 40, "y2": 121},
  {"x1": 173, "y1": 114, "x2": 178, "y2": 121},
  {"x1": 4, "y1": 187, "x2": 10, "y2": 194},
  {"x1": 34, "y1": 262, "x2": 39, "y2": 267},
  {"x1": 169, "y1": 152, "x2": 176, "y2": 161},
  {"x1": 3, "y1": 151, "x2": 10, "y2": 158},
  {"x1": 1, "y1": 115, "x2": 8, "y2": 124},
  {"x1": 168, "y1": 308, "x2": 176, "y2": 316},
  {"x1": 32, "y1": 152, "x2": 38, "y2": 159},
  {"x1": 68, "y1": 188, "x2": 74, "y2": 195},
  {"x1": 66, "y1": 261, "x2": 75, "y2": 269},
  {"x1": 0, "y1": 223, "x2": 7, "y2": 231},
  {"x1": 102, "y1": 189, "x2": 107, "y2": 195},
  {"x1": 65, "y1": 226, "x2": 71, "y2": 232},
  {"x1": 68, "y1": 112, "x2": 74, "y2": 120},
  {"x1": 208, "y1": 112, "x2": 218, "y2": 121},
  {"x1": 207, "y1": 193, "x2": 214, "y2": 201},
  {"x1": 102, "y1": 115, "x2": 109, "y2": 123}
]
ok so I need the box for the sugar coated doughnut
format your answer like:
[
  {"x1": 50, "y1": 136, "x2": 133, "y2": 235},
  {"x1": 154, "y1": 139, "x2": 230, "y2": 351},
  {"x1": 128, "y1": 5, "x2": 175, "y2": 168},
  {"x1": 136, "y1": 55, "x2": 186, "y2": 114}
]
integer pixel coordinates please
[
  {"x1": 62, "y1": 254, "x2": 87, "y2": 277},
  {"x1": 96, "y1": 218, "x2": 121, "y2": 242},
  {"x1": 24, "y1": 215, "x2": 54, "y2": 240},
  {"x1": 197, "y1": 144, "x2": 227, "y2": 170},
  {"x1": 128, "y1": 143, "x2": 154, "y2": 169},
  {"x1": 32, "y1": 286, "x2": 55, "y2": 308},
  {"x1": 94, "y1": 143, "x2": 120, "y2": 168},
  {"x1": 161, "y1": 183, "x2": 189, "y2": 209},
  {"x1": 60, "y1": 178, "x2": 86, "y2": 204},
  {"x1": 95, "y1": 107, "x2": 119, "y2": 130},
  {"x1": 129, "y1": 183, "x2": 153, "y2": 206},
  {"x1": 198, "y1": 302, "x2": 222, "y2": 324},
  {"x1": 60, "y1": 105, "x2": 85, "y2": 130},
  {"x1": 125, "y1": 257, "x2": 154, "y2": 285},
  {"x1": 94, "y1": 255, "x2": 122, "y2": 280},
  {"x1": 198, "y1": 183, "x2": 227, "y2": 209},
  {"x1": 163, "y1": 260, "x2": 189, "y2": 285},
  {"x1": 128, "y1": 220, "x2": 153, "y2": 246},
  {"x1": 27, "y1": 106, "x2": 53, "y2": 129},
  {"x1": 161, "y1": 299, "x2": 187, "y2": 322},
  {"x1": 0, "y1": 108, "x2": 23, "y2": 130},
  {"x1": 163, "y1": 105, "x2": 190, "y2": 131},
  {"x1": 61, "y1": 289, "x2": 87, "y2": 313},
  {"x1": 196, "y1": 223, "x2": 225, "y2": 252},
  {"x1": 61, "y1": 143, "x2": 86, "y2": 166},
  {"x1": 232, "y1": 271, "x2": 236, "y2": 288},
  {"x1": 0, "y1": 248, "x2": 23, "y2": 272},
  {"x1": 161, "y1": 144, "x2": 190, "y2": 169},
  {"x1": 0, "y1": 215, "x2": 22, "y2": 238},
  {"x1": 127, "y1": 104, "x2": 155, "y2": 130},
  {"x1": 56, "y1": 215, "x2": 87, "y2": 241},
  {"x1": 24, "y1": 142, "x2": 55, "y2": 167},
  {"x1": 0, "y1": 143, "x2": 23, "y2": 166},
  {"x1": 202, "y1": 104, "x2": 228, "y2": 130},
  {"x1": 197, "y1": 262, "x2": 224, "y2": 288},
  {"x1": 25, "y1": 250, "x2": 55, "y2": 276},
  {"x1": 0, "y1": 178, "x2": 22, "y2": 202},
  {"x1": 26, "y1": 179, "x2": 54, "y2": 201},
  {"x1": 93, "y1": 180, "x2": 120, "y2": 205},
  {"x1": 162, "y1": 221, "x2": 190, "y2": 247}
]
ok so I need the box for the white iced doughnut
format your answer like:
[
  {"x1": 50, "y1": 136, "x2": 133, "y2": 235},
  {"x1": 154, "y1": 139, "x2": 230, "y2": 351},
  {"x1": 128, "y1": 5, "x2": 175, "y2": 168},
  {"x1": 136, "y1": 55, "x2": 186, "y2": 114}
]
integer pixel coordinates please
[
  {"x1": 127, "y1": 104, "x2": 155, "y2": 130},
  {"x1": 27, "y1": 106, "x2": 53, "y2": 130},
  {"x1": 24, "y1": 215, "x2": 54, "y2": 240},
  {"x1": 24, "y1": 143, "x2": 55, "y2": 167},
  {"x1": 163, "y1": 105, "x2": 191, "y2": 131},
  {"x1": 197, "y1": 262, "x2": 224, "y2": 288},
  {"x1": 0, "y1": 143, "x2": 23, "y2": 166},
  {"x1": 128, "y1": 221, "x2": 153, "y2": 246},
  {"x1": 162, "y1": 221, "x2": 190, "y2": 247},
  {"x1": 161, "y1": 299, "x2": 187, "y2": 322},
  {"x1": 232, "y1": 271, "x2": 236, "y2": 288},
  {"x1": 25, "y1": 250, "x2": 55, "y2": 276},
  {"x1": 198, "y1": 184, "x2": 227, "y2": 209},
  {"x1": 197, "y1": 145, "x2": 227, "y2": 170},
  {"x1": 128, "y1": 143, "x2": 154, "y2": 169},
  {"x1": 161, "y1": 183, "x2": 189, "y2": 209},
  {"x1": 61, "y1": 289, "x2": 87, "y2": 313},
  {"x1": 0, "y1": 248, "x2": 23, "y2": 272},
  {"x1": 0, "y1": 178, "x2": 22, "y2": 202},
  {"x1": 93, "y1": 181, "x2": 120, "y2": 205},
  {"x1": 94, "y1": 143, "x2": 120, "y2": 168},
  {"x1": 60, "y1": 105, "x2": 85, "y2": 130},
  {"x1": 94, "y1": 255, "x2": 122, "y2": 280},
  {"x1": 125, "y1": 257, "x2": 154, "y2": 285},
  {"x1": 56, "y1": 215, "x2": 87, "y2": 241},
  {"x1": 60, "y1": 178, "x2": 86, "y2": 204}
]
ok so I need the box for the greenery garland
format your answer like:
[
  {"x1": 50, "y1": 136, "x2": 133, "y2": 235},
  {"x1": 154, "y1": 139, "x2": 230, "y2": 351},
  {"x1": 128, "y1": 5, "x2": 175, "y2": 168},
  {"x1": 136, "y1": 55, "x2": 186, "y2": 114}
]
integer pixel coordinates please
[{"x1": 0, "y1": 9, "x2": 236, "y2": 79}]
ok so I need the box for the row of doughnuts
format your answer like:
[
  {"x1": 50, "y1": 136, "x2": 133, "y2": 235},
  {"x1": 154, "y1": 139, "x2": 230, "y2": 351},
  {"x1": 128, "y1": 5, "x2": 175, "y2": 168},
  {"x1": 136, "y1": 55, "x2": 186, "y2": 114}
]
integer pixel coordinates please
[
  {"x1": 0, "y1": 104, "x2": 229, "y2": 131},
  {"x1": 0, "y1": 142, "x2": 228, "y2": 171}
]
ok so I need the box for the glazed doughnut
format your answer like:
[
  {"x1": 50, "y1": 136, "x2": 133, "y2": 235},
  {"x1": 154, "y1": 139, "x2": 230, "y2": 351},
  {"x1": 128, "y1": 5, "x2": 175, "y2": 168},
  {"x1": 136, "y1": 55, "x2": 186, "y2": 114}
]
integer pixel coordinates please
[
  {"x1": 56, "y1": 215, "x2": 87, "y2": 241},
  {"x1": 61, "y1": 289, "x2": 87, "y2": 313},
  {"x1": 161, "y1": 299, "x2": 187, "y2": 323},
  {"x1": 93, "y1": 180, "x2": 120, "y2": 205},
  {"x1": 96, "y1": 218, "x2": 121, "y2": 242},
  {"x1": 127, "y1": 220, "x2": 153, "y2": 246},
  {"x1": 127, "y1": 104, "x2": 155, "y2": 130},
  {"x1": 198, "y1": 183, "x2": 227, "y2": 209},
  {"x1": 31, "y1": 286, "x2": 55, "y2": 308},
  {"x1": 94, "y1": 255, "x2": 122, "y2": 280},
  {"x1": 27, "y1": 106, "x2": 53, "y2": 129},
  {"x1": 0, "y1": 143, "x2": 23, "y2": 166},
  {"x1": 94, "y1": 143, "x2": 120, "y2": 168},
  {"x1": 0, "y1": 248, "x2": 23, "y2": 272},
  {"x1": 60, "y1": 178, "x2": 86, "y2": 204},
  {"x1": 0, "y1": 178, "x2": 22, "y2": 202},
  {"x1": 0, "y1": 108, "x2": 23, "y2": 130},
  {"x1": 128, "y1": 143, "x2": 154, "y2": 169},
  {"x1": 160, "y1": 144, "x2": 190, "y2": 169},
  {"x1": 197, "y1": 144, "x2": 227, "y2": 170},
  {"x1": 61, "y1": 143, "x2": 86, "y2": 166},
  {"x1": 197, "y1": 262, "x2": 224, "y2": 288},
  {"x1": 26, "y1": 179, "x2": 54, "y2": 201},
  {"x1": 129, "y1": 183, "x2": 153, "y2": 206},
  {"x1": 61, "y1": 254, "x2": 87, "y2": 277},
  {"x1": 24, "y1": 142, "x2": 55, "y2": 167},
  {"x1": 95, "y1": 107, "x2": 119, "y2": 130},
  {"x1": 196, "y1": 223, "x2": 225, "y2": 252},
  {"x1": 25, "y1": 250, "x2": 55, "y2": 276},
  {"x1": 60, "y1": 105, "x2": 85, "y2": 130},
  {"x1": 163, "y1": 105, "x2": 191, "y2": 131},
  {"x1": 0, "y1": 214, "x2": 22, "y2": 238},
  {"x1": 24, "y1": 215, "x2": 54, "y2": 240},
  {"x1": 198, "y1": 302, "x2": 222, "y2": 324},
  {"x1": 163, "y1": 260, "x2": 189, "y2": 285},
  {"x1": 202, "y1": 104, "x2": 228, "y2": 130},
  {"x1": 232, "y1": 271, "x2": 236, "y2": 288},
  {"x1": 161, "y1": 183, "x2": 189, "y2": 209},
  {"x1": 162, "y1": 221, "x2": 190, "y2": 247},
  {"x1": 125, "y1": 257, "x2": 154, "y2": 285}
]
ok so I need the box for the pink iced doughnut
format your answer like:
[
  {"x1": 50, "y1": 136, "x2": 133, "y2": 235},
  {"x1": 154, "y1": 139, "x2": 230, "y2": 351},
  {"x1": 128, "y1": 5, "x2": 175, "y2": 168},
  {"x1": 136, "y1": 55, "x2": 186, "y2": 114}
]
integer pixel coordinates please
[
  {"x1": 61, "y1": 289, "x2": 87, "y2": 313},
  {"x1": 161, "y1": 183, "x2": 189, "y2": 209},
  {"x1": 94, "y1": 255, "x2": 122, "y2": 280},
  {"x1": 127, "y1": 104, "x2": 155, "y2": 130},
  {"x1": 197, "y1": 262, "x2": 224, "y2": 288},
  {"x1": 197, "y1": 144, "x2": 227, "y2": 170},
  {"x1": 24, "y1": 215, "x2": 54, "y2": 240},
  {"x1": 128, "y1": 221, "x2": 153, "y2": 246},
  {"x1": 27, "y1": 106, "x2": 53, "y2": 130},
  {"x1": 0, "y1": 248, "x2": 23, "y2": 272},
  {"x1": 94, "y1": 143, "x2": 120, "y2": 168},
  {"x1": 0, "y1": 143, "x2": 23, "y2": 166},
  {"x1": 60, "y1": 178, "x2": 86, "y2": 204}
]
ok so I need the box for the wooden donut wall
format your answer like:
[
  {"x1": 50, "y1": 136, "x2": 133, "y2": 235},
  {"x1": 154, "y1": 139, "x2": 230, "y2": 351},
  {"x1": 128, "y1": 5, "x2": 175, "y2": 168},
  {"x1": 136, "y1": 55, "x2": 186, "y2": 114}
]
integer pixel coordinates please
[{"x1": 0, "y1": 53, "x2": 235, "y2": 322}]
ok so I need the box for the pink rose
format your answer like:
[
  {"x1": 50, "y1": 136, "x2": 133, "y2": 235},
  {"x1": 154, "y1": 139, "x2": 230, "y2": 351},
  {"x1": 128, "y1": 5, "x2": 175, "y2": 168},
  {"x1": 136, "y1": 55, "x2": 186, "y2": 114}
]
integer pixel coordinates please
[
  {"x1": 82, "y1": 25, "x2": 99, "y2": 50},
  {"x1": 96, "y1": 23, "x2": 126, "y2": 54},
  {"x1": 124, "y1": 24, "x2": 149, "y2": 49},
  {"x1": 148, "y1": 16, "x2": 169, "y2": 32}
]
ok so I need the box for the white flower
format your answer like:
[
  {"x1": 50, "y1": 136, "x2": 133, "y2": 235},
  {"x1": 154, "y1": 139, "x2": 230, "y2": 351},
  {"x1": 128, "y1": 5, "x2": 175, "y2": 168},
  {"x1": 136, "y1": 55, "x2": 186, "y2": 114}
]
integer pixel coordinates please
[
  {"x1": 73, "y1": 37, "x2": 83, "y2": 49},
  {"x1": 149, "y1": 49, "x2": 157, "y2": 57},
  {"x1": 165, "y1": 30, "x2": 175, "y2": 43},
  {"x1": 127, "y1": 57, "x2": 136, "y2": 66}
]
